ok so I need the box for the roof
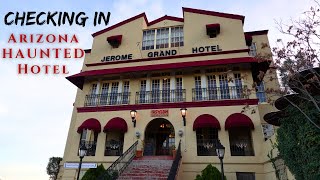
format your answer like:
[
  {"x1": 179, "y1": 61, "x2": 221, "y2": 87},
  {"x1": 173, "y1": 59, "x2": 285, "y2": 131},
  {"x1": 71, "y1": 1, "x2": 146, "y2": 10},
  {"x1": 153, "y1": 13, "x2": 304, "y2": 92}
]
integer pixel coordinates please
[{"x1": 92, "y1": 7, "x2": 246, "y2": 37}]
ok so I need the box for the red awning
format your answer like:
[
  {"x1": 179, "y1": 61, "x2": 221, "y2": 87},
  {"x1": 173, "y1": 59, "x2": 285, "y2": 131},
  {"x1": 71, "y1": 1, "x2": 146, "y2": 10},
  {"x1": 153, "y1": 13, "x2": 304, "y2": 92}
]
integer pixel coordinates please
[
  {"x1": 193, "y1": 114, "x2": 221, "y2": 131},
  {"x1": 225, "y1": 113, "x2": 254, "y2": 130},
  {"x1": 107, "y1": 35, "x2": 122, "y2": 48},
  {"x1": 104, "y1": 117, "x2": 128, "y2": 133},
  {"x1": 77, "y1": 118, "x2": 101, "y2": 133},
  {"x1": 245, "y1": 34, "x2": 253, "y2": 46}
]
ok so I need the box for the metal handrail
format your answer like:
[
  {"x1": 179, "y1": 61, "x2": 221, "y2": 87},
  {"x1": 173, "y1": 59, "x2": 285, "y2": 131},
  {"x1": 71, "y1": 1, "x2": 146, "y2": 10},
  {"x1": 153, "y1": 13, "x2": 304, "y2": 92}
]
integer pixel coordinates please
[
  {"x1": 167, "y1": 140, "x2": 182, "y2": 180},
  {"x1": 97, "y1": 140, "x2": 138, "y2": 180},
  {"x1": 135, "y1": 89, "x2": 186, "y2": 104},
  {"x1": 84, "y1": 92, "x2": 131, "y2": 107},
  {"x1": 192, "y1": 86, "x2": 249, "y2": 101}
]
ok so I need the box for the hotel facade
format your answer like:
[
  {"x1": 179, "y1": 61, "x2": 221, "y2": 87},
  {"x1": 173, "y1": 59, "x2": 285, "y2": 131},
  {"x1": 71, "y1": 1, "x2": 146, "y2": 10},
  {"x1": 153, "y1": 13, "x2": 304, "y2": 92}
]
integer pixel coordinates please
[{"x1": 58, "y1": 7, "x2": 294, "y2": 180}]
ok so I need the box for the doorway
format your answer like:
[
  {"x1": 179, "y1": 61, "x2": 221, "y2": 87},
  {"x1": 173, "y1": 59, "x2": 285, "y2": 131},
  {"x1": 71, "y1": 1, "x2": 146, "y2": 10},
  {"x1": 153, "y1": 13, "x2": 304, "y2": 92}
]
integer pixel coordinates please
[{"x1": 144, "y1": 118, "x2": 175, "y2": 156}]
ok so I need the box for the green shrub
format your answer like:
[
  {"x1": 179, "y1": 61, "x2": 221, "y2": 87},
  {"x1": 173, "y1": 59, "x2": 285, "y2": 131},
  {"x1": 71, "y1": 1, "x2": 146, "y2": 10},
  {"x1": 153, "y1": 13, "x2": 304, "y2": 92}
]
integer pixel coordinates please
[
  {"x1": 82, "y1": 164, "x2": 106, "y2": 180},
  {"x1": 195, "y1": 164, "x2": 227, "y2": 180}
]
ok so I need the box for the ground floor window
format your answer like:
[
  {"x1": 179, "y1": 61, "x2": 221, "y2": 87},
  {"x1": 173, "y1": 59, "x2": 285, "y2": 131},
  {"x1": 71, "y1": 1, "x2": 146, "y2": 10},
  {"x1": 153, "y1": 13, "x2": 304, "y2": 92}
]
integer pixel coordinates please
[
  {"x1": 229, "y1": 128, "x2": 254, "y2": 156},
  {"x1": 104, "y1": 131, "x2": 124, "y2": 156},
  {"x1": 196, "y1": 127, "x2": 219, "y2": 156},
  {"x1": 236, "y1": 172, "x2": 255, "y2": 180},
  {"x1": 79, "y1": 129, "x2": 98, "y2": 156}
]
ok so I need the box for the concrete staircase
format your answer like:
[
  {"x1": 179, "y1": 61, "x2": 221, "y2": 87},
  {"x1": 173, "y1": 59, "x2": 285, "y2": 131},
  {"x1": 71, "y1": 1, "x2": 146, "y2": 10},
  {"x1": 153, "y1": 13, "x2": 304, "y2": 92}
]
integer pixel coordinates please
[{"x1": 118, "y1": 156, "x2": 173, "y2": 180}]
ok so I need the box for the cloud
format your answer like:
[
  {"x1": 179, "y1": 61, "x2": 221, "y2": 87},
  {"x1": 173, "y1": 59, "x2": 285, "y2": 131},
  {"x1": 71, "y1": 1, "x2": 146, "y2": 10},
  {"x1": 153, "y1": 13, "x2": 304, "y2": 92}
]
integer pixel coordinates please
[{"x1": 0, "y1": 104, "x2": 8, "y2": 115}]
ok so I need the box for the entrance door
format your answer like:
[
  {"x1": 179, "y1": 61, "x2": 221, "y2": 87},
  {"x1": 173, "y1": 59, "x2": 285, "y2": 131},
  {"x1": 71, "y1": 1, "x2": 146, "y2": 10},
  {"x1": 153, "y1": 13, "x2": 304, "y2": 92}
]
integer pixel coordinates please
[{"x1": 144, "y1": 118, "x2": 175, "y2": 156}]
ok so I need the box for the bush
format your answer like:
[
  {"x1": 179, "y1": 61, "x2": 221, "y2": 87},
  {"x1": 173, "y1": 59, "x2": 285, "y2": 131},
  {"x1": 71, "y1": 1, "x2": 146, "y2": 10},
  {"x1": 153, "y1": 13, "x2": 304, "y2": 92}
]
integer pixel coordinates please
[
  {"x1": 277, "y1": 99, "x2": 320, "y2": 180},
  {"x1": 195, "y1": 164, "x2": 226, "y2": 180},
  {"x1": 82, "y1": 164, "x2": 106, "y2": 180}
]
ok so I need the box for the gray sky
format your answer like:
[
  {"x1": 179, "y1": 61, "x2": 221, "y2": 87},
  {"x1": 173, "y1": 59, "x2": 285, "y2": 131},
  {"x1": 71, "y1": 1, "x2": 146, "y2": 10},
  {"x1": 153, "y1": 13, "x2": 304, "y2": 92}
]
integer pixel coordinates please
[{"x1": 0, "y1": 0, "x2": 313, "y2": 179}]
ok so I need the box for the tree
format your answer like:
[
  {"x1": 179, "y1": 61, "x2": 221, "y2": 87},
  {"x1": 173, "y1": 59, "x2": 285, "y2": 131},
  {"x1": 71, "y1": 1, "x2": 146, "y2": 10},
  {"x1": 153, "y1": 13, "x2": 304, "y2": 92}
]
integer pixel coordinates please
[
  {"x1": 46, "y1": 157, "x2": 62, "y2": 180},
  {"x1": 195, "y1": 164, "x2": 226, "y2": 180},
  {"x1": 82, "y1": 164, "x2": 111, "y2": 180}
]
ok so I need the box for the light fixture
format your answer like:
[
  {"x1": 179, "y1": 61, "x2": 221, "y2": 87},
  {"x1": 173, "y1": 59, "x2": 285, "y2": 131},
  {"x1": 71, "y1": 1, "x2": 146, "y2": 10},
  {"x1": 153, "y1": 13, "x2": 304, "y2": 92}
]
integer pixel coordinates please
[
  {"x1": 180, "y1": 108, "x2": 187, "y2": 126},
  {"x1": 216, "y1": 140, "x2": 225, "y2": 180},
  {"x1": 77, "y1": 145, "x2": 87, "y2": 180},
  {"x1": 178, "y1": 130, "x2": 183, "y2": 137},
  {"x1": 130, "y1": 110, "x2": 137, "y2": 127}
]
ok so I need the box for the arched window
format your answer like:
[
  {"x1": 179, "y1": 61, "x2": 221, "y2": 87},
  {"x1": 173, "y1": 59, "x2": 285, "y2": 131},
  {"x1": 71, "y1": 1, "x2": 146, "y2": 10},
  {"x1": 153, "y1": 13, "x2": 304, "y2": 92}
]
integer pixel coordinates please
[
  {"x1": 77, "y1": 118, "x2": 101, "y2": 156},
  {"x1": 225, "y1": 113, "x2": 255, "y2": 156},
  {"x1": 103, "y1": 117, "x2": 128, "y2": 156},
  {"x1": 193, "y1": 114, "x2": 221, "y2": 156}
]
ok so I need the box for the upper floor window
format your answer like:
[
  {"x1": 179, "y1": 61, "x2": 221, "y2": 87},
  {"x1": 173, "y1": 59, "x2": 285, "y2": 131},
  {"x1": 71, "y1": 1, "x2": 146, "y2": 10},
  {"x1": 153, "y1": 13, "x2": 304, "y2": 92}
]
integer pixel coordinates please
[
  {"x1": 90, "y1": 84, "x2": 97, "y2": 95},
  {"x1": 249, "y1": 42, "x2": 257, "y2": 56},
  {"x1": 142, "y1": 26, "x2": 184, "y2": 50},
  {"x1": 256, "y1": 82, "x2": 267, "y2": 103}
]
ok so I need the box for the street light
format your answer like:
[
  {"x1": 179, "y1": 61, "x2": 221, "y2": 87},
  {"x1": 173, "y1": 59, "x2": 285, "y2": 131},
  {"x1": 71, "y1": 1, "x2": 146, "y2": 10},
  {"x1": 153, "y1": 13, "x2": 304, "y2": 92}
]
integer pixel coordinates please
[
  {"x1": 130, "y1": 110, "x2": 137, "y2": 127},
  {"x1": 216, "y1": 140, "x2": 225, "y2": 180},
  {"x1": 77, "y1": 145, "x2": 87, "y2": 180},
  {"x1": 180, "y1": 108, "x2": 187, "y2": 126}
]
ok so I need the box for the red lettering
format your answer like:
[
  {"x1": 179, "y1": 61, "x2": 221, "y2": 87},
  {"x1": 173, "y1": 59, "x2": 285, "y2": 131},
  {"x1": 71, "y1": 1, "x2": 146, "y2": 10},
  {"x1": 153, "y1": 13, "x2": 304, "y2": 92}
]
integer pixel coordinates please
[
  {"x1": 62, "y1": 65, "x2": 69, "y2": 74},
  {"x1": 53, "y1": 65, "x2": 60, "y2": 74},
  {"x1": 3, "y1": 48, "x2": 12, "y2": 58},
  {"x1": 42, "y1": 65, "x2": 51, "y2": 74},
  {"x1": 46, "y1": 34, "x2": 56, "y2": 43},
  {"x1": 74, "y1": 48, "x2": 84, "y2": 58},
  {"x1": 37, "y1": 34, "x2": 44, "y2": 43},
  {"x1": 15, "y1": 49, "x2": 24, "y2": 58},
  {"x1": 64, "y1": 48, "x2": 71, "y2": 58},
  {"x1": 18, "y1": 64, "x2": 28, "y2": 74},
  {"x1": 20, "y1": 34, "x2": 27, "y2": 43},
  {"x1": 70, "y1": 34, "x2": 79, "y2": 43},
  {"x1": 31, "y1": 65, "x2": 41, "y2": 74},
  {"x1": 8, "y1": 33, "x2": 16, "y2": 43}
]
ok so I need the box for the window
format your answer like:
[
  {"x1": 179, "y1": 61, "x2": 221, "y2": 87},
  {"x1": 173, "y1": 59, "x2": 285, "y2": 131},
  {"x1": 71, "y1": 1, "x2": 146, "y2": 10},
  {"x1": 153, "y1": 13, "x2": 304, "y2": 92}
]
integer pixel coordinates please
[
  {"x1": 196, "y1": 128, "x2": 219, "y2": 156},
  {"x1": 156, "y1": 28, "x2": 169, "y2": 49},
  {"x1": 207, "y1": 75, "x2": 217, "y2": 100},
  {"x1": 171, "y1": 26, "x2": 184, "y2": 47},
  {"x1": 194, "y1": 76, "x2": 202, "y2": 101},
  {"x1": 262, "y1": 124, "x2": 274, "y2": 141},
  {"x1": 140, "y1": 80, "x2": 147, "y2": 103},
  {"x1": 233, "y1": 73, "x2": 243, "y2": 99},
  {"x1": 162, "y1": 79, "x2": 170, "y2": 102},
  {"x1": 249, "y1": 42, "x2": 257, "y2": 56},
  {"x1": 100, "y1": 83, "x2": 109, "y2": 105},
  {"x1": 79, "y1": 129, "x2": 98, "y2": 156},
  {"x1": 110, "y1": 82, "x2": 119, "y2": 105},
  {"x1": 256, "y1": 82, "x2": 267, "y2": 103},
  {"x1": 219, "y1": 74, "x2": 230, "y2": 99},
  {"x1": 176, "y1": 77, "x2": 183, "y2": 101},
  {"x1": 229, "y1": 128, "x2": 255, "y2": 156},
  {"x1": 152, "y1": 79, "x2": 160, "y2": 103},
  {"x1": 236, "y1": 172, "x2": 255, "y2": 180},
  {"x1": 142, "y1": 30, "x2": 155, "y2": 50},
  {"x1": 105, "y1": 132, "x2": 124, "y2": 156},
  {"x1": 122, "y1": 81, "x2": 130, "y2": 104},
  {"x1": 142, "y1": 26, "x2": 184, "y2": 50},
  {"x1": 87, "y1": 84, "x2": 98, "y2": 106}
]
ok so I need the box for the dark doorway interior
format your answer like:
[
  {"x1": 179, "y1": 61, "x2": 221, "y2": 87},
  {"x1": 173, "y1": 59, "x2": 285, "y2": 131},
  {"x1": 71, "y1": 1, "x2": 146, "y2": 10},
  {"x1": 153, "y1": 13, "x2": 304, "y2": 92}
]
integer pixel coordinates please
[{"x1": 144, "y1": 118, "x2": 175, "y2": 156}]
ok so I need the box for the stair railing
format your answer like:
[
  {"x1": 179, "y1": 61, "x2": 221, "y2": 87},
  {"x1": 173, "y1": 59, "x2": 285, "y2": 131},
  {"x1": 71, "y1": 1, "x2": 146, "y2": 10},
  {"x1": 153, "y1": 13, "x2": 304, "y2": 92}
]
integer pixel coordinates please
[
  {"x1": 97, "y1": 140, "x2": 138, "y2": 180},
  {"x1": 167, "y1": 140, "x2": 182, "y2": 180}
]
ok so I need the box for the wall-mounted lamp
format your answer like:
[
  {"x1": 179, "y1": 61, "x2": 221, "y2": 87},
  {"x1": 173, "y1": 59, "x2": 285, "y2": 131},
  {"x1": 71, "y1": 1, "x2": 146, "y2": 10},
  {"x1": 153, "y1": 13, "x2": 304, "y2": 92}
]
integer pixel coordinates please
[
  {"x1": 130, "y1": 110, "x2": 137, "y2": 127},
  {"x1": 180, "y1": 108, "x2": 187, "y2": 126}
]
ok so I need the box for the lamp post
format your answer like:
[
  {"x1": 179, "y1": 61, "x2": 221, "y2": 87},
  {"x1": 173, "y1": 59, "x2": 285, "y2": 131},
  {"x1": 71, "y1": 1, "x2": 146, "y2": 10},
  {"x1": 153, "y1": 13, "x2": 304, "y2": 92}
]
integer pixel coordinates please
[
  {"x1": 216, "y1": 140, "x2": 225, "y2": 180},
  {"x1": 77, "y1": 145, "x2": 87, "y2": 180},
  {"x1": 130, "y1": 110, "x2": 137, "y2": 127},
  {"x1": 180, "y1": 108, "x2": 187, "y2": 126}
]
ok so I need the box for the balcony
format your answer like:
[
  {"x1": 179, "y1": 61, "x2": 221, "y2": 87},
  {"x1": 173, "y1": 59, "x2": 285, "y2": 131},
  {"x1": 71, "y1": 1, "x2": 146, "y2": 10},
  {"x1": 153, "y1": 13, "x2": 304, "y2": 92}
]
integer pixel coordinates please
[
  {"x1": 230, "y1": 139, "x2": 254, "y2": 156},
  {"x1": 79, "y1": 140, "x2": 97, "y2": 156},
  {"x1": 192, "y1": 86, "x2": 249, "y2": 101},
  {"x1": 135, "y1": 89, "x2": 186, "y2": 104},
  {"x1": 84, "y1": 93, "x2": 131, "y2": 107}
]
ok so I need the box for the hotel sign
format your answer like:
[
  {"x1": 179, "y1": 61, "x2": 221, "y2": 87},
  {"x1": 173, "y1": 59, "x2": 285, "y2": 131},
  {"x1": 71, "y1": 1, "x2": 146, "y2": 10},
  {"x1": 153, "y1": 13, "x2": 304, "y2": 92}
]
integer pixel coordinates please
[
  {"x1": 151, "y1": 109, "x2": 169, "y2": 117},
  {"x1": 100, "y1": 45, "x2": 222, "y2": 62},
  {"x1": 64, "y1": 163, "x2": 97, "y2": 169}
]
